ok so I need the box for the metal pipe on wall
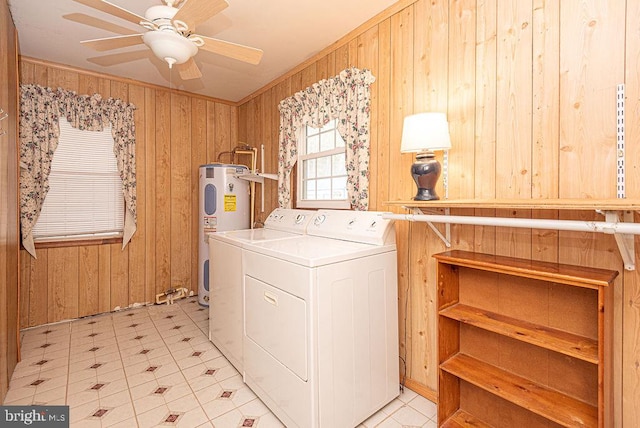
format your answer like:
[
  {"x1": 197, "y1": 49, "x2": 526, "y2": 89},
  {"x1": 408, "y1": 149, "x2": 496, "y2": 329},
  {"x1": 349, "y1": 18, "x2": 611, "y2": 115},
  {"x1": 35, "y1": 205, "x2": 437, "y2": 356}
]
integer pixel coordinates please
[{"x1": 381, "y1": 213, "x2": 640, "y2": 235}]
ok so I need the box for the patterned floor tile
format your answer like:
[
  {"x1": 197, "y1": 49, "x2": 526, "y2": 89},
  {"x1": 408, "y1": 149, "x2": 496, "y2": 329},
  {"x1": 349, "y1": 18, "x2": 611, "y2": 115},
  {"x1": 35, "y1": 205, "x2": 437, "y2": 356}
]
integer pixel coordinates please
[
  {"x1": 408, "y1": 394, "x2": 437, "y2": 419},
  {"x1": 130, "y1": 372, "x2": 192, "y2": 414},
  {"x1": 6, "y1": 298, "x2": 437, "y2": 428}
]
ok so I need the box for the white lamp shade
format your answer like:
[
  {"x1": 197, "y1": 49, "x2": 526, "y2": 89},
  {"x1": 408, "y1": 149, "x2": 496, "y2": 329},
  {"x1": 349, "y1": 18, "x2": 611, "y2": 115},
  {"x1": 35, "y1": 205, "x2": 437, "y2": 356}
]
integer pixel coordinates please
[{"x1": 400, "y1": 112, "x2": 452, "y2": 153}]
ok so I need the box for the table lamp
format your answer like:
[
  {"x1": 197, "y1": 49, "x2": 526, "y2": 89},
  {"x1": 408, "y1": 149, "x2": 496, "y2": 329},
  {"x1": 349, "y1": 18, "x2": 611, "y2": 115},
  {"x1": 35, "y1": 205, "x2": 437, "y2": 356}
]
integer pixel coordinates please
[{"x1": 400, "y1": 112, "x2": 451, "y2": 201}]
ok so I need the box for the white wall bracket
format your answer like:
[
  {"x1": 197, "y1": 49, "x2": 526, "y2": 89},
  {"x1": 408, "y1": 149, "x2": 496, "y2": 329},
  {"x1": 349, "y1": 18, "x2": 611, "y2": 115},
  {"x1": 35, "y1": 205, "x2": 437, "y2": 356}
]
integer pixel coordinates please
[
  {"x1": 413, "y1": 207, "x2": 451, "y2": 247},
  {"x1": 602, "y1": 210, "x2": 635, "y2": 271},
  {"x1": 234, "y1": 172, "x2": 278, "y2": 213}
]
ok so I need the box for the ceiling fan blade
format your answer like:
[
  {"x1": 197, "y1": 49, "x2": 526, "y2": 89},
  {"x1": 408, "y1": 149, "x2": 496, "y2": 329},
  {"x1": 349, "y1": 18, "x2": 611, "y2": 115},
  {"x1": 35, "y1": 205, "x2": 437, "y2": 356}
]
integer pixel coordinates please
[
  {"x1": 198, "y1": 35, "x2": 263, "y2": 65},
  {"x1": 63, "y1": 13, "x2": 138, "y2": 35},
  {"x1": 173, "y1": 0, "x2": 228, "y2": 31},
  {"x1": 178, "y1": 58, "x2": 202, "y2": 80},
  {"x1": 87, "y1": 50, "x2": 151, "y2": 66},
  {"x1": 81, "y1": 34, "x2": 145, "y2": 52},
  {"x1": 73, "y1": 0, "x2": 147, "y2": 26}
]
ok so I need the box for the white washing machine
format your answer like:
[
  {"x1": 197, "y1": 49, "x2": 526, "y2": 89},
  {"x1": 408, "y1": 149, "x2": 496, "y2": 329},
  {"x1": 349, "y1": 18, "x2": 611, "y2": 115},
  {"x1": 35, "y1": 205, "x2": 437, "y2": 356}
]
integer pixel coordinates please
[
  {"x1": 207, "y1": 208, "x2": 315, "y2": 371},
  {"x1": 242, "y1": 210, "x2": 399, "y2": 428}
]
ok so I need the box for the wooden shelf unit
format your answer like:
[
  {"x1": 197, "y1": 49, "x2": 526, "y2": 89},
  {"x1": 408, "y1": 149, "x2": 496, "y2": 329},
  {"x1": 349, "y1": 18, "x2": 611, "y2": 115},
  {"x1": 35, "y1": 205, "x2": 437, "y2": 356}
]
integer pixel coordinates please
[{"x1": 434, "y1": 250, "x2": 618, "y2": 428}]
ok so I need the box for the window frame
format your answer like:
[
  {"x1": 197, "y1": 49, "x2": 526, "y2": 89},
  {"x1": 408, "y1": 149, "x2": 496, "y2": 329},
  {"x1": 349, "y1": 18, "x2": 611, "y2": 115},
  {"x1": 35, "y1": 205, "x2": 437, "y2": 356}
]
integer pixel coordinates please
[{"x1": 296, "y1": 120, "x2": 350, "y2": 210}]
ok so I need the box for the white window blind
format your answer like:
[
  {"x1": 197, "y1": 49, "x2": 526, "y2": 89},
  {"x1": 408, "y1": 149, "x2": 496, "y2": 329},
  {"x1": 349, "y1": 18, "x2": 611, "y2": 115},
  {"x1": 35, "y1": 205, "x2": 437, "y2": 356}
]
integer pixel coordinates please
[
  {"x1": 32, "y1": 119, "x2": 124, "y2": 242},
  {"x1": 296, "y1": 119, "x2": 349, "y2": 209}
]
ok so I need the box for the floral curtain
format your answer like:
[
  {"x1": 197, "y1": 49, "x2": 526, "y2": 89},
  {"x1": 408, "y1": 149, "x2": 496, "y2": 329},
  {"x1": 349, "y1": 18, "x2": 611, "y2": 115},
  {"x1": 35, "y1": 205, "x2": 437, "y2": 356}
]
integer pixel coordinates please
[
  {"x1": 277, "y1": 67, "x2": 375, "y2": 210},
  {"x1": 19, "y1": 84, "x2": 137, "y2": 257}
]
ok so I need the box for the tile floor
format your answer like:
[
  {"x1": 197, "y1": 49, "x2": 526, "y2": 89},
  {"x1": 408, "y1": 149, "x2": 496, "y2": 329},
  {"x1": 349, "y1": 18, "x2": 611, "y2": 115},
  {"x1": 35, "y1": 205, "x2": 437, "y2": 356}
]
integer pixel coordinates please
[{"x1": 3, "y1": 297, "x2": 438, "y2": 427}]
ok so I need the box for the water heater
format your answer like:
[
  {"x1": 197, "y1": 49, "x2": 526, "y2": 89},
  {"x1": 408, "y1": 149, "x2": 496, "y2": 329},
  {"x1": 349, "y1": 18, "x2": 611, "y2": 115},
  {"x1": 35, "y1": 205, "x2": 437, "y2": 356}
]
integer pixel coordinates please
[{"x1": 198, "y1": 164, "x2": 250, "y2": 306}]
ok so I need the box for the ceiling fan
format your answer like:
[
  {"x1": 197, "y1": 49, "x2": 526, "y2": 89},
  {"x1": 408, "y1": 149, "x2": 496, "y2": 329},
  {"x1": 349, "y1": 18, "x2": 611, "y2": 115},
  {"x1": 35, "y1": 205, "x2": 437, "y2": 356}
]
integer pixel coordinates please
[{"x1": 67, "y1": 0, "x2": 263, "y2": 80}]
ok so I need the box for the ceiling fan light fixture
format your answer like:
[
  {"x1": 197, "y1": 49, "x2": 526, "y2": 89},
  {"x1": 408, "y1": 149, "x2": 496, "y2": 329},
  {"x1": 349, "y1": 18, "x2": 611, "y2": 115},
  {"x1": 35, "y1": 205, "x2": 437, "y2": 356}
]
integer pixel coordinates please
[
  {"x1": 173, "y1": 19, "x2": 189, "y2": 33},
  {"x1": 188, "y1": 35, "x2": 205, "y2": 47},
  {"x1": 144, "y1": 5, "x2": 178, "y2": 27},
  {"x1": 143, "y1": 30, "x2": 197, "y2": 66},
  {"x1": 72, "y1": 0, "x2": 260, "y2": 81}
]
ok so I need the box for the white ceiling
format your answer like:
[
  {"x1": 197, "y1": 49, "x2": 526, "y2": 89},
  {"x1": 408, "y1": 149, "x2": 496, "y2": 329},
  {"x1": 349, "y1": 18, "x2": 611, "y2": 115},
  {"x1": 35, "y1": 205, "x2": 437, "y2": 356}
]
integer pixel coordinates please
[{"x1": 7, "y1": 0, "x2": 398, "y2": 102}]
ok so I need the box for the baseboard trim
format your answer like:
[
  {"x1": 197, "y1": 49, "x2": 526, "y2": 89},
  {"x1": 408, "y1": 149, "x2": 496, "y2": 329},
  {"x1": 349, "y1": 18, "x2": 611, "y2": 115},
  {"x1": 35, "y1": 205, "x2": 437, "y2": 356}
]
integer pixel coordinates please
[{"x1": 403, "y1": 378, "x2": 437, "y2": 403}]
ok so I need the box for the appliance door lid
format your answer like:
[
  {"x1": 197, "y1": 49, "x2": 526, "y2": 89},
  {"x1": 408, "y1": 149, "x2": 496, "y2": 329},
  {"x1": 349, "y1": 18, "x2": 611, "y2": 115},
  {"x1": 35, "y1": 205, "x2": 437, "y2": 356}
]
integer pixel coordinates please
[
  {"x1": 244, "y1": 276, "x2": 308, "y2": 381},
  {"x1": 211, "y1": 228, "x2": 297, "y2": 245},
  {"x1": 246, "y1": 235, "x2": 396, "y2": 268}
]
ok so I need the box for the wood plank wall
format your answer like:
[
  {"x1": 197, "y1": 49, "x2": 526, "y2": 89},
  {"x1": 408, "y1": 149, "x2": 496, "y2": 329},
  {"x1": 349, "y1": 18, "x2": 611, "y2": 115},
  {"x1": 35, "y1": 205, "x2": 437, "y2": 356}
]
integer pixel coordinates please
[
  {"x1": 9, "y1": 0, "x2": 640, "y2": 424},
  {"x1": 236, "y1": 0, "x2": 640, "y2": 424},
  {"x1": 0, "y1": 0, "x2": 19, "y2": 403},
  {"x1": 18, "y1": 58, "x2": 240, "y2": 329}
]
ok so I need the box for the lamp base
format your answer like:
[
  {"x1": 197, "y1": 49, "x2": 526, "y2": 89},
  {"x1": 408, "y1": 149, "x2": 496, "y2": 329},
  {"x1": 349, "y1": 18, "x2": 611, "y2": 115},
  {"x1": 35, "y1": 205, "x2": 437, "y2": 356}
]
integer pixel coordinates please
[
  {"x1": 413, "y1": 187, "x2": 440, "y2": 201},
  {"x1": 411, "y1": 153, "x2": 441, "y2": 201}
]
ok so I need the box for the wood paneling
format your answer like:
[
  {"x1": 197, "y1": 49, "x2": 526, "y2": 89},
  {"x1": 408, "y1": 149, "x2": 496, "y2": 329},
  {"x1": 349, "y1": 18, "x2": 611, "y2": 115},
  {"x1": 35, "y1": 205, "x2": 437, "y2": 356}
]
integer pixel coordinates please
[
  {"x1": 357, "y1": 26, "x2": 379, "y2": 211},
  {"x1": 530, "y1": 0, "x2": 560, "y2": 265},
  {"x1": 143, "y1": 88, "x2": 157, "y2": 305},
  {"x1": 376, "y1": 19, "x2": 392, "y2": 212},
  {"x1": 11, "y1": 0, "x2": 640, "y2": 423},
  {"x1": 78, "y1": 245, "x2": 99, "y2": 317},
  {"x1": 624, "y1": 1, "x2": 640, "y2": 426},
  {"x1": 557, "y1": 4, "x2": 626, "y2": 421},
  {"x1": 127, "y1": 84, "x2": 146, "y2": 306},
  {"x1": 494, "y1": 1, "x2": 533, "y2": 259},
  {"x1": 0, "y1": 0, "x2": 19, "y2": 403},
  {"x1": 170, "y1": 93, "x2": 192, "y2": 292},
  {"x1": 559, "y1": 0, "x2": 623, "y2": 200},
  {"x1": 18, "y1": 58, "x2": 237, "y2": 325},
  {"x1": 191, "y1": 98, "x2": 207, "y2": 292},
  {"x1": 47, "y1": 247, "x2": 79, "y2": 321},
  {"x1": 235, "y1": 0, "x2": 640, "y2": 424}
]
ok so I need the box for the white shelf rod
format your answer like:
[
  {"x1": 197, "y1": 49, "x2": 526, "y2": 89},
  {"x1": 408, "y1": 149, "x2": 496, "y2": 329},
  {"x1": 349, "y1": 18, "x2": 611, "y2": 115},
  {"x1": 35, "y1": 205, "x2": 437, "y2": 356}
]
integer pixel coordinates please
[{"x1": 383, "y1": 211, "x2": 637, "y2": 270}]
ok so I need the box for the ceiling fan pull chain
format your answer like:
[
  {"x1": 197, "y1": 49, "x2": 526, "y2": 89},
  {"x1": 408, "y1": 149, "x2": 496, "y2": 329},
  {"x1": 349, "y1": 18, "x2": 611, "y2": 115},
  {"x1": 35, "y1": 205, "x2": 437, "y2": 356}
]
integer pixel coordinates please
[{"x1": 169, "y1": 59, "x2": 173, "y2": 90}]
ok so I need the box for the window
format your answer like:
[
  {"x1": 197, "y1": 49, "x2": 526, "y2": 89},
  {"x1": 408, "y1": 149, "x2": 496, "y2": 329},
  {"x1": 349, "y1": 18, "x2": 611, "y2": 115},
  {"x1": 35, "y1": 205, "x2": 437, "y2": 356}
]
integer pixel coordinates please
[
  {"x1": 31, "y1": 119, "x2": 124, "y2": 243},
  {"x1": 296, "y1": 119, "x2": 349, "y2": 209}
]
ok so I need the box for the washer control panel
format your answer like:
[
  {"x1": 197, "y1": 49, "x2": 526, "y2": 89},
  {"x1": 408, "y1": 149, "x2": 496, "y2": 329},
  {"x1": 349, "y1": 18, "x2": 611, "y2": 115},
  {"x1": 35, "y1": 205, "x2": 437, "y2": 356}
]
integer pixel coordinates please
[
  {"x1": 264, "y1": 208, "x2": 316, "y2": 233},
  {"x1": 308, "y1": 210, "x2": 395, "y2": 245}
]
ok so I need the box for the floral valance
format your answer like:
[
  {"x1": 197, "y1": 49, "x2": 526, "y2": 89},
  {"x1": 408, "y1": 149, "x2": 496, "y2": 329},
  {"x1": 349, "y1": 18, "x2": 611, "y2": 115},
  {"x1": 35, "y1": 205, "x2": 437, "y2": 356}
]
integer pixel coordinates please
[
  {"x1": 277, "y1": 67, "x2": 375, "y2": 210},
  {"x1": 19, "y1": 84, "x2": 137, "y2": 257}
]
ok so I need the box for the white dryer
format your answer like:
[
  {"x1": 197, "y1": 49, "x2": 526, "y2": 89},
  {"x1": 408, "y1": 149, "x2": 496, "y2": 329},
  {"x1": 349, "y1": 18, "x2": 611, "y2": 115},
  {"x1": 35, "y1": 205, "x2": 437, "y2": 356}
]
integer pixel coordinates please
[
  {"x1": 242, "y1": 210, "x2": 399, "y2": 428},
  {"x1": 207, "y1": 208, "x2": 314, "y2": 371}
]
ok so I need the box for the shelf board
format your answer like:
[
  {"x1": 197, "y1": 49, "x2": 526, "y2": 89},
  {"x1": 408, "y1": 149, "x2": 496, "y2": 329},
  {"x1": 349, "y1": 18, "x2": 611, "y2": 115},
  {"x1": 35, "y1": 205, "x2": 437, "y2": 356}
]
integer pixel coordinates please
[
  {"x1": 440, "y1": 353, "x2": 597, "y2": 427},
  {"x1": 440, "y1": 304, "x2": 598, "y2": 364},
  {"x1": 441, "y1": 410, "x2": 493, "y2": 427},
  {"x1": 435, "y1": 250, "x2": 618, "y2": 289},
  {"x1": 234, "y1": 172, "x2": 278, "y2": 184},
  {"x1": 440, "y1": 409, "x2": 491, "y2": 428},
  {"x1": 384, "y1": 198, "x2": 640, "y2": 211}
]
